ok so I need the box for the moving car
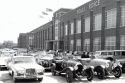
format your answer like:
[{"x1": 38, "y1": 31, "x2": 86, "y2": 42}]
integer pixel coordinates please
[
  {"x1": 51, "y1": 56, "x2": 94, "y2": 82},
  {"x1": 77, "y1": 55, "x2": 122, "y2": 79},
  {"x1": 7, "y1": 56, "x2": 44, "y2": 82}
]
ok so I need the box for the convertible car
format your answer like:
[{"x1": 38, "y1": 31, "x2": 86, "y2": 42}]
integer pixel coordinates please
[
  {"x1": 51, "y1": 57, "x2": 94, "y2": 83},
  {"x1": 77, "y1": 55, "x2": 122, "y2": 79},
  {"x1": 7, "y1": 56, "x2": 44, "y2": 82},
  {"x1": 38, "y1": 53, "x2": 54, "y2": 71}
]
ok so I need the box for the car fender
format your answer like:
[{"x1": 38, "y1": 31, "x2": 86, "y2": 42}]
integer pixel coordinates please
[
  {"x1": 66, "y1": 67, "x2": 74, "y2": 71},
  {"x1": 51, "y1": 63, "x2": 56, "y2": 67},
  {"x1": 94, "y1": 65, "x2": 105, "y2": 71}
]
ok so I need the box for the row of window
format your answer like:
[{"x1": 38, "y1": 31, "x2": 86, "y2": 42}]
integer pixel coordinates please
[
  {"x1": 69, "y1": 35, "x2": 125, "y2": 51},
  {"x1": 64, "y1": 5, "x2": 125, "y2": 36}
]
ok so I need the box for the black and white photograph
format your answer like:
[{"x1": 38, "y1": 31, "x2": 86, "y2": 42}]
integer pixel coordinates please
[{"x1": 0, "y1": 0, "x2": 125, "y2": 83}]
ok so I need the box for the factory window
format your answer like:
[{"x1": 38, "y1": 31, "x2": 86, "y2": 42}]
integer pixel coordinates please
[
  {"x1": 70, "y1": 40, "x2": 74, "y2": 51},
  {"x1": 76, "y1": 39, "x2": 81, "y2": 51},
  {"x1": 71, "y1": 22, "x2": 74, "y2": 35},
  {"x1": 105, "y1": 36, "x2": 116, "y2": 50},
  {"x1": 105, "y1": 8, "x2": 116, "y2": 29},
  {"x1": 84, "y1": 39, "x2": 90, "y2": 51},
  {"x1": 121, "y1": 5, "x2": 125, "y2": 27},
  {"x1": 93, "y1": 13, "x2": 102, "y2": 31},
  {"x1": 85, "y1": 17, "x2": 90, "y2": 32},
  {"x1": 93, "y1": 37, "x2": 101, "y2": 51},
  {"x1": 120, "y1": 35, "x2": 125, "y2": 50},
  {"x1": 76, "y1": 19, "x2": 81, "y2": 33},
  {"x1": 65, "y1": 24, "x2": 68, "y2": 36}
]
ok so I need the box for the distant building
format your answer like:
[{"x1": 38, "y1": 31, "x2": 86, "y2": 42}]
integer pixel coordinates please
[
  {"x1": 18, "y1": 33, "x2": 27, "y2": 48},
  {"x1": 18, "y1": 0, "x2": 125, "y2": 52}
]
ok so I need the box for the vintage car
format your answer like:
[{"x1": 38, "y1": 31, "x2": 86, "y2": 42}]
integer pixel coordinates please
[
  {"x1": 94, "y1": 50, "x2": 125, "y2": 73},
  {"x1": 77, "y1": 55, "x2": 122, "y2": 79},
  {"x1": 51, "y1": 57, "x2": 94, "y2": 82},
  {"x1": 38, "y1": 54, "x2": 54, "y2": 71},
  {"x1": 7, "y1": 56, "x2": 44, "y2": 82},
  {"x1": 0, "y1": 57, "x2": 10, "y2": 70}
]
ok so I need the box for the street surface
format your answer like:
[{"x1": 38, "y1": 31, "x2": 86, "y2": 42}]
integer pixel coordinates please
[{"x1": 0, "y1": 70, "x2": 125, "y2": 83}]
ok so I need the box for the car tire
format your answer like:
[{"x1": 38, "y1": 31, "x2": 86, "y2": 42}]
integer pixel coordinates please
[
  {"x1": 86, "y1": 68, "x2": 93, "y2": 81},
  {"x1": 66, "y1": 69, "x2": 73, "y2": 83},
  {"x1": 122, "y1": 64, "x2": 125, "y2": 73},
  {"x1": 38, "y1": 78, "x2": 43, "y2": 82},
  {"x1": 96, "y1": 67, "x2": 105, "y2": 79},
  {"x1": 51, "y1": 64, "x2": 56, "y2": 76},
  {"x1": 12, "y1": 72, "x2": 17, "y2": 82},
  {"x1": 113, "y1": 66, "x2": 122, "y2": 78}
]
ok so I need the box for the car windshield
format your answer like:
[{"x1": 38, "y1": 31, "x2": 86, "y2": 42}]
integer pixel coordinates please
[{"x1": 14, "y1": 57, "x2": 36, "y2": 63}]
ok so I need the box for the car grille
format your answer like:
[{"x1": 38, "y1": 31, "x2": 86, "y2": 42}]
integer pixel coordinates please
[{"x1": 26, "y1": 69, "x2": 36, "y2": 76}]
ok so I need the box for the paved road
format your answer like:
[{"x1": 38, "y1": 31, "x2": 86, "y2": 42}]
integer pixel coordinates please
[{"x1": 0, "y1": 70, "x2": 125, "y2": 83}]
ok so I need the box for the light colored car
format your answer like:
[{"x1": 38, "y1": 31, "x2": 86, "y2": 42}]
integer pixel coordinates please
[
  {"x1": 7, "y1": 56, "x2": 44, "y2": 82},
  {"x1": 0, "y1": 57, "x2": 10, "y2": 70},
  {"x1": 77, "y1": 56, "x2": 122, "y2": 79},
  {"x1": 94, "y1": 50, "x2": 125, "y2": 72}
]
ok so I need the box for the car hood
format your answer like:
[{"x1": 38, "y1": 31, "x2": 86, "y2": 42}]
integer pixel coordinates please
[{"x1": 13, "y1": 63, "x2": 44, "y2": 70}]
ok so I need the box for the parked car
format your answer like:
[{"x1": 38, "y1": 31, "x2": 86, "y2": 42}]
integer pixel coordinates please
[
  {"x1": 7, "y1": 56, "x2": 44, "y2": 82},
  {"x1": 94, "y1": 50, "x2": 125, "y2": 72},
  {"x1": 51, "y1": 57, "x2": 94, "y2": 82},
  {"x1": 0, "y1": 57, "x2": 10, "y2": 70},
  {"x1": 38, "y1": 54, "x2": 54, "y2": 71},
  {"x1": 77, "y1": 55, "x2": 122, "y2": 79}
]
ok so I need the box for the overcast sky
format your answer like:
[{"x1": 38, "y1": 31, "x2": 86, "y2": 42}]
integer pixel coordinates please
[{"x1": 0, "y1": 0, "x2": 90, "y2": 43}]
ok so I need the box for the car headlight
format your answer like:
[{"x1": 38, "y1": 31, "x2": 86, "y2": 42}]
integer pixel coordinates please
[
  {"x1": 37, "y1": 69, "x2": 44, "y2": 73},
  {"x1": 105, "y1": 63, "x2": 109, "y2": 68},
  {"x1": 16, "y1": 70, "x2": 25, "y2": 75},
  {"x1": 37, "y1": 69, "x2": 44, "y2": 75}
]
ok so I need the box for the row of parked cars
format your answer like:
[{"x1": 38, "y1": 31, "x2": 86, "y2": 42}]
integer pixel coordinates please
[
  {"x1": 1, "y1": 50, "x2": 125, "y2": 83},
  {"x1": 37, "y1": 50, "x2": 125, "y2": 83}
]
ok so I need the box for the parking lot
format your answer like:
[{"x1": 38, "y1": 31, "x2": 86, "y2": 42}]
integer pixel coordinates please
[{"x1": 1, "y1": 70, "x2": 125, "y2": 83}]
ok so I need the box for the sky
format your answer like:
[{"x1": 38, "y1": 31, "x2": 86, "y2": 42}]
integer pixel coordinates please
[{"x1": 0, "y1": 0, "x2": 90, "y2": 43}]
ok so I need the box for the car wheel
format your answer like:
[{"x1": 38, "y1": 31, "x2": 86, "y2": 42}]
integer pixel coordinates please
[
  {"x1": 12, "y1": 72, "x2": 17, "y2": 82},
  {"x1": 66, "y1": 69, "x2": 73, "y2": 83},
  {"x1": 51, "y1": 64, "x2": 56, "y2": 76},
  {"x1": 113, "y1": 66, "x2": 122, "y2": 78},
  {"x1": 86, "y1": 68, "x2": 93, "y2": 81},
  {"x1": 52, "y1": 70, "x2": 56, "y2": 76},
  {"x1": 38, "y1": 78, "x2": 43, "y2": 82},
  {"x1": 96, "y1": 67, "x2": 105, "y2": 79},
  {"x1": 122, "y1": 64, "x2": 125, "y2": 73}
]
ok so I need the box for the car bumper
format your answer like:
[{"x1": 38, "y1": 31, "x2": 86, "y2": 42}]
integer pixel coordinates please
[{"x1": 14, "y1": 75, "x2": 43, "y2": 80}]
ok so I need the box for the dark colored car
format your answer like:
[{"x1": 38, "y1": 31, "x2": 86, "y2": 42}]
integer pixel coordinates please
[{"x1": 51, "y1": 58, "x2": 94, "y2": 83}]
